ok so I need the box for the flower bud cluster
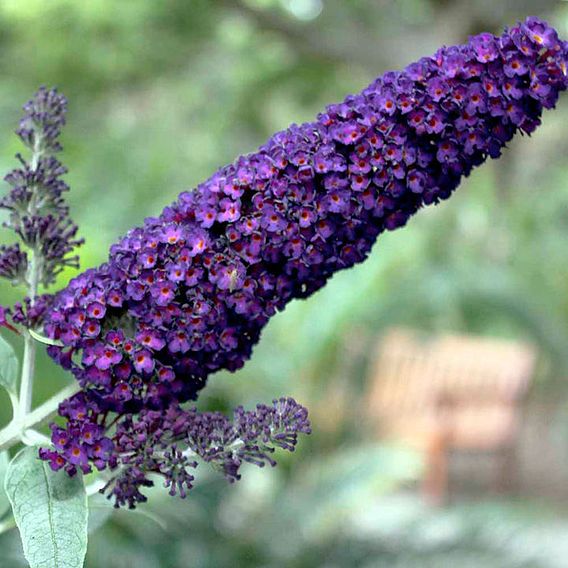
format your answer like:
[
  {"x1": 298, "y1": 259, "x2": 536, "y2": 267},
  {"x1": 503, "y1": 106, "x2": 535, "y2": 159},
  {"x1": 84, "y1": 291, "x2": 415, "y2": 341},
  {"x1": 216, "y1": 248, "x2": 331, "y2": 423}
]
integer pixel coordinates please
[{"x1": 40, "y1": 396, "x2": 311, "y2": 508}]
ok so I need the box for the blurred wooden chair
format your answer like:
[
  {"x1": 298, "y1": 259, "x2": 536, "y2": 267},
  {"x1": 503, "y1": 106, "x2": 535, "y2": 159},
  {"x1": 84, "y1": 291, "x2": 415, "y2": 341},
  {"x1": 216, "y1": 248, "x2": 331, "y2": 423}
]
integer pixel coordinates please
[{"x1": 365, "y1": 328, "x2": 537, "y2": 503}]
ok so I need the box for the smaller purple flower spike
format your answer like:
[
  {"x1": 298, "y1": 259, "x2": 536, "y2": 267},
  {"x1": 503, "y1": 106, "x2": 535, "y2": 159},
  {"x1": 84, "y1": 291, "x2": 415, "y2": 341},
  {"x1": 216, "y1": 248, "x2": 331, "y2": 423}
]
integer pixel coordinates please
[
  {"x1": 43, "y1": 396, "x2": 310, "y2": 509},
  {"x1": 0, "y1": 87, "x2": 83, "y2": 315}
]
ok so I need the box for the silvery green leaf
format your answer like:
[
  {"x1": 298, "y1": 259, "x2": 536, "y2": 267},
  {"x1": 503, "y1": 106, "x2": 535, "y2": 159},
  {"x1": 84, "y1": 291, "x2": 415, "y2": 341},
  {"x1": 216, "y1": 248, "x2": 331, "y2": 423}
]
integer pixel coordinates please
[
  {"x1": 5, "y1": 447, "x2": 88, "y2": 568},
  {"x1": 0, "y1": 334, "x2": 18, "y2": 395},
  {"x1": 0, "y1": 451, "x2": 10, "y2": 518}
]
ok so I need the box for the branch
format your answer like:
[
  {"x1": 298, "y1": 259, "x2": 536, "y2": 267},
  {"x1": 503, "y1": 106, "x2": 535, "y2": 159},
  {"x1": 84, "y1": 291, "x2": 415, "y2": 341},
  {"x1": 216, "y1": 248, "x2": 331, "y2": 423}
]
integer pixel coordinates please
[{"x1": 0, "y1": 382, "x2": 80, "y2": 452}]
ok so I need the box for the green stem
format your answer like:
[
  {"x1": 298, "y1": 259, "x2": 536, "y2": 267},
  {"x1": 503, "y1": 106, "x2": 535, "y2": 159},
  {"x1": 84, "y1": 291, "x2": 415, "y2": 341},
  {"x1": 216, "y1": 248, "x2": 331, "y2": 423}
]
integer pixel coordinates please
[
  {"x1": 86, "y1": 479, "x2": 106, "y2": 497},
  {"x1": 0, "y1": 383, "x2": 80, "y2": 452},
  {"x1": 0, "y1": 516, "x2": 16, "y2": 535},
  {"x1": 17, "y1": 252, "x2": 39, "y2": 427},
  {"x1": 7, "y1": 392, "x2": 18, "y2": 422},
  {"x1": 17, "y1": 132, "x2": 43, "y2": 429},
  {"x1": 17, "y1": 332, "x2": 36, "y2": 426}
]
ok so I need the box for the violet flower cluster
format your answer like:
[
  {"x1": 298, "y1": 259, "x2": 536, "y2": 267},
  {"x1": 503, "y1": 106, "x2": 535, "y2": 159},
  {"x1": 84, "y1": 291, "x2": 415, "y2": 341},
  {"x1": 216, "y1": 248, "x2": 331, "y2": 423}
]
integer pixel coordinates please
[
  {"x1": 101, "y1": 397, "x2": 310, "y2": 509},
  {"x1": 40, "y1": 395, "x2": 310, "y2": 508},
  {"x1": 38, "y1": 18, "x2": 567, "y2": 506},
  {"x1": 0, "y1": 88, "x2": 311, "y2": 510},
  {"x1": 0, "y1": 87, "x2": 83, "y2": 323}
]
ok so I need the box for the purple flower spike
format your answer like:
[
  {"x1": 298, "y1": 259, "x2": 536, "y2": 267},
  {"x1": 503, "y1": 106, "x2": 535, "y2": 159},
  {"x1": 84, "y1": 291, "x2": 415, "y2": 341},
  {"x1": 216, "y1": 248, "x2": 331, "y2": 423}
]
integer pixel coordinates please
[
  {"x1": 43, "y1": 17, "x2": 568, "y2": 411},
  {"x1": 39, "y1": 18, "x2": 567, "y2": 506},
  {"x1": 0, "y1": 87, "x2": 83, "y2": 330},
  {"x1": 95, "y1": 397, "x2": 311, "y2": 508}
]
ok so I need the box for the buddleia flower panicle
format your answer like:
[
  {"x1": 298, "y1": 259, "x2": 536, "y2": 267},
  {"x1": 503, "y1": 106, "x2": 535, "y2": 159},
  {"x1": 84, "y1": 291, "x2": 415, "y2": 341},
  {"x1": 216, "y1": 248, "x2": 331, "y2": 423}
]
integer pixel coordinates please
[
  {"x1": 38, "y1": 18, "x2": 567, "y2": 507},
  {"x1": 0, "y1": 87, "x2": 83, "y2": 329},
  {"x1": 40, "y1": 396, "x2": 311, "y2": 509}
]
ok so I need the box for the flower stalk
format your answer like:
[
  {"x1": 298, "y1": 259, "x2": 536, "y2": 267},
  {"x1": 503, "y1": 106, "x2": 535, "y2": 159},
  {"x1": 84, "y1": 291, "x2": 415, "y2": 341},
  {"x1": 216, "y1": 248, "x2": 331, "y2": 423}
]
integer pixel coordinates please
[
  {"x1": 17, "y1": 133, "x2": 44, "y2": 430},
  {"x1": 0, "y1": 382, "x2": 80, "y2": 452},
  {"x1": 17, "y1": 250, "x2": 41, "y2": 428},
  {"x1": 17, "y1": 332, "x2": 37, "y2": 429}
]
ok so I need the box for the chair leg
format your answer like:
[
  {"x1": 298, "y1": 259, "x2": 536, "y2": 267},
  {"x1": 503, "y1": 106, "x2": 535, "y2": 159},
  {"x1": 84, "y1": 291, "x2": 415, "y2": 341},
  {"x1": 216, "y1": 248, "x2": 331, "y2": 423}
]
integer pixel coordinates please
[{"x1": 422, "y1": 432, "x2": 449, "y2": 505}]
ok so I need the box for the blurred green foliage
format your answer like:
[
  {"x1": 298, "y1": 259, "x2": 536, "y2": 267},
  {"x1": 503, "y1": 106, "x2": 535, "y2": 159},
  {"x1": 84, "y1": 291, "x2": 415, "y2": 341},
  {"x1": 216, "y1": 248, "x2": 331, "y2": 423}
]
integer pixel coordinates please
[{"x1": 1, "y1": 1, "x2": 568, "y2": 566}]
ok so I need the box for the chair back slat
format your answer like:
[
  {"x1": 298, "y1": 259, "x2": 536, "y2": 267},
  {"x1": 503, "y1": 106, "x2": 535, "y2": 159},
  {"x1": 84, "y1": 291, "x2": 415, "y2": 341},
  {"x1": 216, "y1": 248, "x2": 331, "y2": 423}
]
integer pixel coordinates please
[{"x1": 366, "y1": 328, "x2": 537, "y2": 449}]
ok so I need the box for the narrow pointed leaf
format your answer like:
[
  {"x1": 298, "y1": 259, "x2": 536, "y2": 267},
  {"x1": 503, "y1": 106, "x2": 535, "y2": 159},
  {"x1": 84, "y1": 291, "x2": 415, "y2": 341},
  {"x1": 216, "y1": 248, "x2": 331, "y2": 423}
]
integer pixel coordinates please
[
  {"x1": 28, "y1": 329, "x2": 64, "y2": 347},
  {"x1": 4, "y1": 447, "x2": 88, "y2": 568},
  {"x1": 0, "y1": 335, "x2": 18, "y2": 395}
]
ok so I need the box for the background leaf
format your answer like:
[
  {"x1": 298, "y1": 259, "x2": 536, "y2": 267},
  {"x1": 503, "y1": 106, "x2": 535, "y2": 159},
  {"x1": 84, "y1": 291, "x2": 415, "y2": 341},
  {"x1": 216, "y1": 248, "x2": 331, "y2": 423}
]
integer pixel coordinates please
[
  {"x1": 4, "y1": 447, "x2": 88, "y2": 568},
  {"x1": 87, "y1": 493, "x2": 114, "y2": 535},
  {"x1": 0, "y1": 335, "x2": 18, "y2": 396}
]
